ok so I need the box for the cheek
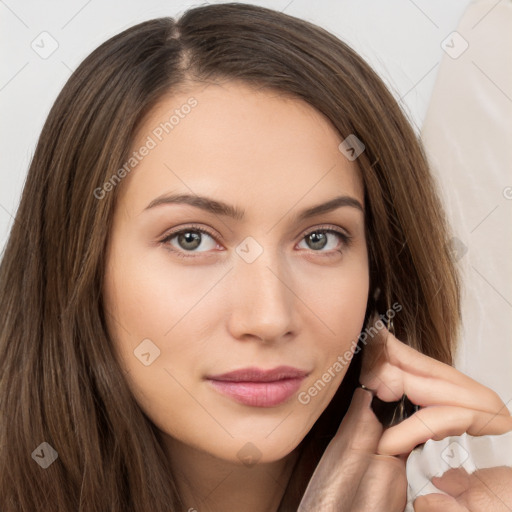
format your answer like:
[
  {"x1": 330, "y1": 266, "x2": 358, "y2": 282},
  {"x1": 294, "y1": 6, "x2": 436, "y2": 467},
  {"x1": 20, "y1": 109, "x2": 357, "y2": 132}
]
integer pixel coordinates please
[
  {"x1": 104, "y1": 246, "x2": 217, "y2": 341},
  {"x1": 294, "y1": 255, "x2": 369, "y2": 401},
  {"x1": 102, "y1": 248, "x2": 216, "y2": 437},
  {"x1": 102, "y1": 245, "x2": 229, "y2": 414},
  {"x1": 299, "y1": 252, "x2": 369, "y2": 340}
]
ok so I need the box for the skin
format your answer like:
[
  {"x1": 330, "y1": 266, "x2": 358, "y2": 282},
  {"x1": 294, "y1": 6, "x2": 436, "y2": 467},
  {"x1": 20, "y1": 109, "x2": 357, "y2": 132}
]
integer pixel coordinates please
[
  {"x1": 103, "y1": 80, "x2": 512, "y2": 511},
  {"x1": 103, "y1": 80, "x2": 370, "y2": 511}
]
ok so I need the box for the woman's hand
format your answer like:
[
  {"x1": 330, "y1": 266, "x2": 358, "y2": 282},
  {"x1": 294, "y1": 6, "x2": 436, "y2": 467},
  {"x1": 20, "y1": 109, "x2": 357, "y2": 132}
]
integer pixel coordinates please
[
  {"x1": 413, "y1": 466, "x2": 512, "y2": 511},
  {"x1": 298, "y1": 386, "x2": 407, "y2": 512},
  {"x1": 359, "y1": 316, "x2": 512, "y2": 511}
]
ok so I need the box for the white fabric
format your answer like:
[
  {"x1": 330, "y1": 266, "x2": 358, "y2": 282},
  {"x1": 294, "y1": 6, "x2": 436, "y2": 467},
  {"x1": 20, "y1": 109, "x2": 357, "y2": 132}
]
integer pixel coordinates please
[
  {"x1": 420, "y1": 0, "x2": 512, "y2": 402},
  {"x1": 406, "y1": 0, "x2": 512, "y2": 508}
]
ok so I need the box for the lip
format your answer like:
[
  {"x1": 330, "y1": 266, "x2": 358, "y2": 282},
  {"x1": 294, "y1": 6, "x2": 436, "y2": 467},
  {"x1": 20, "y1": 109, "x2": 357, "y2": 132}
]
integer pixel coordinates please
[{"x1": 206, "y1": 366, "x2": 309, "y2": 407}]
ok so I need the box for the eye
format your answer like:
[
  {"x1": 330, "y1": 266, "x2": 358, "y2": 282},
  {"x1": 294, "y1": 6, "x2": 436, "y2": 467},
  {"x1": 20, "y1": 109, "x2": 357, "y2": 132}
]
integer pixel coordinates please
[
  {"x1": 297, "y1": 226, "x2": 352, "y2": 254},
  {"x1": 160, "y1": 225, "x2": 220, "y2": 257}
]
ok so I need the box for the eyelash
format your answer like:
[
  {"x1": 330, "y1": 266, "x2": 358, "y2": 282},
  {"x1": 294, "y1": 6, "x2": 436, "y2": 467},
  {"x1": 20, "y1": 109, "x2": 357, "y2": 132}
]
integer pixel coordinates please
[{"x1": 159, "y1": 223, "x2": 352, "y2": 259}]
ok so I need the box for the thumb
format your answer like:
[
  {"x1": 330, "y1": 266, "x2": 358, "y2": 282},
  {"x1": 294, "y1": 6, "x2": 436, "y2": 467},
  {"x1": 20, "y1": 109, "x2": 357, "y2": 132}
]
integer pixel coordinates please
[
  {"x1": 333, "y1": 386, "x2": 384, "y2": 453},
  {"x1": 299, "y1": 387, "x2": 384, "y2": 510}
]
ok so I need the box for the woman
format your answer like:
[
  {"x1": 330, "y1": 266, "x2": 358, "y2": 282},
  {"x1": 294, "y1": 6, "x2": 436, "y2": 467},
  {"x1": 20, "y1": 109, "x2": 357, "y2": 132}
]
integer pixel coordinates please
[{"x1": 0, "y1": 3, "x2": 510, "y2": 511}]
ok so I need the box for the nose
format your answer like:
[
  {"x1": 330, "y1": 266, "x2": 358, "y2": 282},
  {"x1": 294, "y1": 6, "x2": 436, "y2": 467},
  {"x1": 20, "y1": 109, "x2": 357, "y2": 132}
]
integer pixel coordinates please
[{"x1": 226, "y1": 244, "x2": 298, "y2": 344}]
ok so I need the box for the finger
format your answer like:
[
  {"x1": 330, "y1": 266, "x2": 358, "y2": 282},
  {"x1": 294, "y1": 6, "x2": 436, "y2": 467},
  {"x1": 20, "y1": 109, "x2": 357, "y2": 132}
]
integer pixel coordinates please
[
  {"x1": 332, "y1": 386, "x2": 383, "y2": 453},
  {"x1": 299, "y1": 387, "x2": 382, "y2": 509},
  {"x1": 365, "y1": 359, "x2": 507, "y2": 416},
  {"x1": 413, "y1": 493, "x2": 469, "y2": 512},
  {"x1": 361, "y1": 317, "x2": 472, "y2": 387},
  {"x1": 377, "y1": 405, "x2": 512, "y2": 455},
  {"x1": 363, "y1": 321, "x2": 465, "y2": 382},
  {"x1": 431, "y1": 468, "x2": 471, "y2": 497},
  {"x1": 361, "y1": 321, "x2": 504, "y2": 405},
  {"x1": 361, "y1": 323, "x2": 508, "y2": 416},
  {"x1": 452, "y1": 467, "x2": 512, "y2": 511}
]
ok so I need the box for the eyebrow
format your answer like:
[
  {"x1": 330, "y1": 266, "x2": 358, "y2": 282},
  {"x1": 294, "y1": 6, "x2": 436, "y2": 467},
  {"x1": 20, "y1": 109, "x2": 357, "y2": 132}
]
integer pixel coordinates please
[{"x1": 144, "y1": 193, "x2": 364, "y2": 221}]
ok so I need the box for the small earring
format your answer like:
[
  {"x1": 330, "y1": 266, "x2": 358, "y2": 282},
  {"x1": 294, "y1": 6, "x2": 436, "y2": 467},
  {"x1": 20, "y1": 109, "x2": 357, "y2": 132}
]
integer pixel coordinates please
[{"x1": 360, "y1": 383, "x2": 375, "y2": 395}]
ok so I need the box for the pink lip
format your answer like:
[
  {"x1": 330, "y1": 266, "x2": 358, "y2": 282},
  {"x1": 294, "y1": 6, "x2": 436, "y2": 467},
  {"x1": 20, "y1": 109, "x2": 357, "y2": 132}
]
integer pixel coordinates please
[{"x1": 206, "y1": 366, "x2": 309, "y2": 407}]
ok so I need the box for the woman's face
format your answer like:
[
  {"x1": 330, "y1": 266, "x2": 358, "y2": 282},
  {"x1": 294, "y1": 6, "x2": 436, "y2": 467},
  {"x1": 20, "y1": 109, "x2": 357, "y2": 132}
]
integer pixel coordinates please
[{"x1": 103, "y1": 80, "x2": 369, "y2": 465}]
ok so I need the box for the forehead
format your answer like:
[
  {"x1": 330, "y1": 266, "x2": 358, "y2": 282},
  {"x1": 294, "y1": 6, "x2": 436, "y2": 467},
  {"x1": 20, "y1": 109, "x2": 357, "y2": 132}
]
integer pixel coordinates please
[{"x1": 119, "y1": 80, "x2": 364, "y2": 218}]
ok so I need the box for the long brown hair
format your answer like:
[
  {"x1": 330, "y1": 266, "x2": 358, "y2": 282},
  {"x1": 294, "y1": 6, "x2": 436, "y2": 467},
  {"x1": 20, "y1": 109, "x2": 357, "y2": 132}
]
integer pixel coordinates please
[{"x1": 0, "y1": 3, "x2": 460, "y2": 510}]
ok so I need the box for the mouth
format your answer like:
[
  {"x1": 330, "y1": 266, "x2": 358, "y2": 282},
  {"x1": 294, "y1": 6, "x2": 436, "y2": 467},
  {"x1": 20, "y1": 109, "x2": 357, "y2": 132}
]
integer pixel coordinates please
[{"x1": 205, "y1": 366, "x2": 309, "y2": 407}]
